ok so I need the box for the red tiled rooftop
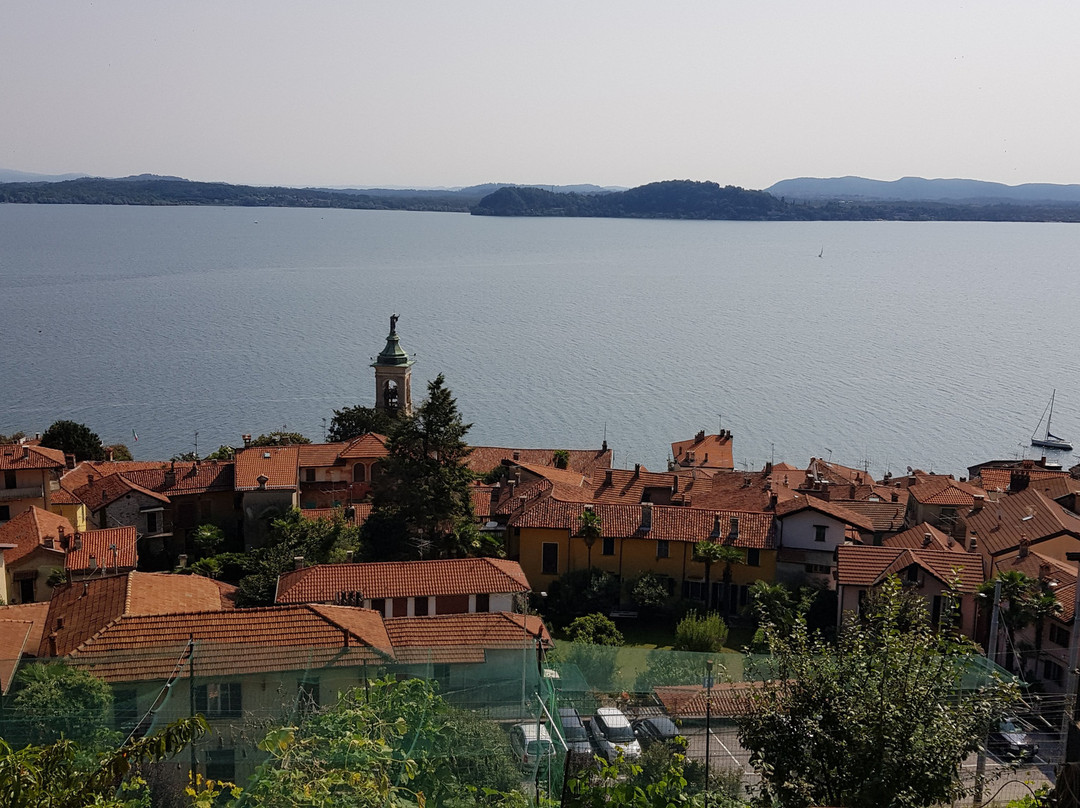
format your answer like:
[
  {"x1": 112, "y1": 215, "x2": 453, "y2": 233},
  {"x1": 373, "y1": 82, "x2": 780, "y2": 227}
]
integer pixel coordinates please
[
  {"x1": 834, "y1": 500, "x2": 908, "y2": 533},
  {"x1": 509, "y1": 499, "x2": 775, "y2": 549},
  {"x1": 0, "y1": 444, "x2": 65, "y2": 470},
  {"x1": 0, "y1": 603, "x2": 50, "y2": 694},
  {"x1": 0, "y1": 507, "x2": 72, "y2": 565},
  {"x1": 66, "y1": 604, "x2": 392, "y2": 682},
  {"x1": 965, "y1": 488, "x2": 1080, "y2": 556},
  {"x1": 73, "y1": 473, "x2": 170, "y2": 510},
  {"x1": 654, "y1": 682, "x2": 758, "y2": 719},
  {"x1": 835, "y1": 545, "x2": 985, "y2": 592},
  {"x1": 907, "y1": 475, "x2": 986, "y2": 506},
  {"x1": 977, "y1": 467, "x2": 1071, "y2": 493},
  {"x1": 384, "y1": 612, "x2": 550, "y2": 663},
  {"x1": 65, "y1": 526, "x2": 138, "y2": 574},
  {"x1": 276, "y1": 557, "x2": 531, "y2": 604},
  {"x1": 116, "y1": 462, "x2": 235, "y2": 496},
  {"x1": 774, "y1": 495, "x2": 876, "y2": 533},
  {"x1": 883, "y1": 522, "x2": 966, "y2": 552},
  {"x1": 466, "y1": 446, "x2": 612, "y2": 476},
  {"x1": 337, "y1": 433, "x2": 389, "y2": 460},
  {"x1": 670, "y1": 432, "x2": 734, "y2": 470},
  {"x1": 40, "y1": 572, "x2": 237, "y2": 658},
  {"x1": 234, "y1": 446, "x2": 300, "y2": 491}
]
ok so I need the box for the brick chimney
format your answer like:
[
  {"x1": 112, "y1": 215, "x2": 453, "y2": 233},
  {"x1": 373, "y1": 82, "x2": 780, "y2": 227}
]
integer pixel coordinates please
[
  {"x1": 971, "y1": 494, "x2": 985, "y2": 511},
  {"x1": 73, "y1": 532, "x2": 82, "y2": 551},
  {"x1": 64, "y1": 453, "x2": 76, "y2": 470},
  {"x1": 923, "y1": 532, "x2": 932, "y2": 547},
  {"x1": 57, "y1": 525, "x2": 67, "y2": 549},
  {"x1": 968, "y1": 530, "x2": 978, "y2": 553},
  {"x1": 1018, "y1": 534, "x2": 1030, "y2": 559},
  {"x1": 294, "y1": 555, "x2": 305, "y2": 570},
  {"x1": 105, "y1": 447, "x2": 114, "y2": 462},
  {"x1": 605, "y1": 469, "x2": 613, "y2": 485},
  {"x1": 634, "y1": 463, "x2": 641, "y2": 476}
]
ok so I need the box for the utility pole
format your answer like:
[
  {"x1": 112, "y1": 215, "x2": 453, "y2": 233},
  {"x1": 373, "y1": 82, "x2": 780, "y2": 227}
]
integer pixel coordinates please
[
  {"x1": 704, "y1": 659, "x2": 714, "y2": 808},
  {"x1": 973, "y1": 579, "x2": 1001, "y2": 808},
  {"x1": 1054, "y1": 552, "x2": 1080, "y2": 808}
]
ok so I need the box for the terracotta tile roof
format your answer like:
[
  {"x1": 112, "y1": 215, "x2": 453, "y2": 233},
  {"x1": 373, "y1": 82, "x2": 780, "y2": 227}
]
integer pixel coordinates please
[
  {"x1": 991, "y1": 550, "x2": 1077, "y2": 601},
  {"x1": 801, "y1": 458, "x2": 877, "y2": 488},
  {"x1": 0, "y1": 621, "x2": 35, "y2": 694},
  {"x1": 50, "y1": 487, "x2": 82, "y2": 505},
  {"x1": 1024, "y1": 476, "x2": 1080, "y2": 502},
  {"x1": 508, "y1": 499, "x2": 775, "y2": 549},
  {"x1": 511, "y1": 461, "x2": 588, "y2": 489},
  {"x1": 670, "y1": 432, "x2": 734, "y2": 471},
  {"x1": 384, "y1": 611, "x2": 551, "y2": 664},
  {"x1": 337, "y1": 433, "x2": 389, "y2": 460},
  {"x1": 0, "y1": 603, "x2": 49, "y2": 657},
  {"x1": 117, "y1": 462, "x2": 235, "y2": 496},
  {"x1": 234, "y1": 446, "x2": 300, "y2": 491},
  {"x1": 297, "y1": 442, "x2": 349, "y2": 467},
  {"x1": 976, "y1": 467, "x2": 1071, "y2": 493},
  {"x1": 0, "y1": 444, "x2": 65, "y2": 470},
  {"x1": 835, "y1": 501, "x2": 908, "y2": 533},
  {"x1": 466, "y1": 446, "x2": 612, "y2": 476},
  {"x1": 0, "y1": 507, "x2": 72, "y2": 565},
  {"x1": 73, "y1": 473, "x2": 170, "y2": 510},
  {"x1": 965, "y1": 488, "x2": 1080, "y2": 556},
  {"x1": 62, "y1": 460, "x2": 175, "y2": 491},
  {"x1": 908, "y1": 476, "x2": 987, "y2": 506},
  {"x1": 65, "y1": 526, "x2": 138, "y2": 574},
  {"x1": 584, "y1": 467, "x2": 679, "y2": 504},
  {"x1": 471, "y1": 485, "x2": 495, "y2": 518},
  {"x1": 673, "y1": 468, "x2": 798, "y2": 511},
  {"x1": 654, "y1": 682, "x2": 759, "y2": 719},
  {"x1": 65, "y1": 604, "x2": 393, "y2": 682},
  {"x1": 774, "y1": 495, "x2": 876, "y2": 533},
  {"x1": 299, "y1": 504, "x2": 372, "y2": 527},
  {"x1": 40, "y1": 572, "x2": 237, "y2": 658},
  {"x1": 884, "y1": 522, "x2": 964, "y2": 551},
  {"x1": 835, "y1": 545, "x2": 985, "y2": 592},
  {"x1": 276, "y1": 557, "x2": 531, "y2": 604}
]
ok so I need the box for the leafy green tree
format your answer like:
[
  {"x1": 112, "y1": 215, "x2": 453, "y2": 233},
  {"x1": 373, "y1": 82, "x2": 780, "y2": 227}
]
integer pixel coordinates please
[
  {"x1": 552, "y1": 450, "x2": 570, "y2": 469},
  {"x1": 236, "y1": 509, "x2": 361, "y2": 605},
  {"x1": 192, "y1": 523, "x2": 224, "y2": 557},
  {"x1": 362, "y1": 375, "x2": 477, "y2": 559},
  {"x1": 674, "y1": 610, "x2": 728, "y2": 652},
  {"x1": 6, "y1": 662, "x2": 114, "y2": 746},
  {"x1": 543, "y1": 569, "x2": 621, "y2": 627},
  {"x1": 565, "y1": 753, "x2": 735, "y2": 808},
  {"x1": 0, "y1": 716, "x2": 207, "y2": 808},
  {"x1": 578, "y1": 508, "x2": 601, "y2": 571},
  {"x1": 204, "y1": 444, "x2": 235, "y2": 461},
  {"x1": 566, "y1": 613, "x2": 624, "y2": 646},
  {"x1": 105, "y1": 443, "x2": 133, "y2": 461},
  {"x1": 738, "y1": 576, "x2": 1021, "y2": 808},
  {"x1": 629, "y1": 572, "x2": 670, "y2": 610},
  {"x1": 40, "y1": 420, "x2": 105, "y2": 462},
  {"x1": 0, "y1": 431, "x2": 27, "y2": 444},
  {"x1": 693, "y1": 542, "x2": 744, "y2": 612},
  {"x1": 250, "y1": 430, "x2": 311, "y2": 446},
  {"x1": 979, "y1": 570, "x2": 1062, "y2": 678},
  {"x1": 327, "y1": 404, "x2": 397, "y2": 442}
]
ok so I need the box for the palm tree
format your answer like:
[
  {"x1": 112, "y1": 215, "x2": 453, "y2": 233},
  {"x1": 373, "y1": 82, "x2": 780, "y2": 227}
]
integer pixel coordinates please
[
  {"x1": 694, "y1": 541, "x2": 744, "y2": 612},
  {"x1": 578, "y1": 508, "x2": 602, "y2": 572}
]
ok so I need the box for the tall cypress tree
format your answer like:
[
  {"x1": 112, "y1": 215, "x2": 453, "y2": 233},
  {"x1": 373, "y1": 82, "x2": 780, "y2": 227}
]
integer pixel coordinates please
[{"x1": 362, "y1": 375, "x2": 485, "y2": 560}]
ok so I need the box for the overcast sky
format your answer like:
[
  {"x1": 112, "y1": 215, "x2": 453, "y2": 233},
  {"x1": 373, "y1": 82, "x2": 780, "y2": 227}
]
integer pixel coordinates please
[{"x1": 4, "y1": 2, "x2": 1078, "y2": 189}]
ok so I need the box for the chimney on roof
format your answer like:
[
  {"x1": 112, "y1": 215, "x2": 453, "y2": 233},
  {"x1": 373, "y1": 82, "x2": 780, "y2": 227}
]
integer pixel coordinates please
[
  {"x1": 88, "y1": 554, "x2": 97, "y2": 571},
  {"x1": 849, "y1": 484, "x2": 857, "y2": 499},
  {"x1": 1039, "y1": 562, "x2": 1052, "y2": 580},
  {"x1": 57, "y1": 525, "x2": 67, "y2": 549},
  {"x1": 672, "y1": 475, "x2": 679, "y2": 494},
  {"x1": 891, "y1": 492, "x2": 899, "y2": 503},
  {"x1": 64, "y1": 453, "x2": 76, "y2": 470},
  {"x1": 242, "y1": 434, "x2": 252, "y2": 448},
  {"x1": 923, "y1": 532, "x2": 932, "y2": 547},
  {"x1": 73, "y1": 532, "x2": 82, "y2": 551},
  {"x1": 517, "y1": 494, "x2": 527, "y2": 512},
  {"x1": 1022, "y1": 458, "x2": 1035, "y2": 469},
  {"x1": 769, "y1": 492, "x2": 778, "y2": 510},
  {"x1": 346, "y1": 549, "x2": 354, "y2": 562},
  {"x1": 507, "y1": 480, "x2": 517, "y2": 498},
  {"x1": 641, "y1": 502, "x2": 653, "y2": 531},
  {"x1": 105, "y1": 447, "x2": 114, "y2": 462},
  {"x1": 605, "y1": 469, "x2": 613, "y2": 485},
  {"x1": 1011, "y1": 470, "x2": 1030, "y2": 492},
  {"x1": 602, "y1": 439, "x2": 607, "y2": 451},
  {"x1": 634, "y1": 463, "x2": 641, "y2": 476},
  {"x1": 696, "y1": 429, "x2": 705, "y2": 443},
  {"x1": 178, "y1": 554, "x2": 187, "y2": 568},
  {"x1": 969, "y1": 530, "x2": 978, "y2": 553},
  {"x1": 342, "y1": 628, "x2": 350, "y2": 648},
  {"x1": 764, "y1": 461, "x2": 773, "y2": 474},
  {"x1": 294, "y1": 556, "x2": 304, "y2": 570},
  {"x1": 44, "y1": 533, "x2": 53, "y2": 549},
  {"x1": 1018, "y1": 534, "x2": 1030, "y2": 559},
  {"x1": 22, "y1": 444, "x2": 30, "y2": 460},
  {"x1": 257, "y1": 474, "x2": 268, "y2": 490},
  {"x1": 512, "y1": 451, "x2": 520, "y2": 461},
  {"x1": 972, "y1": 494, "x2": 985, "y2": 511},
  {"x1": 47, "y1": 633, "x2": 57, "y2": 657}
]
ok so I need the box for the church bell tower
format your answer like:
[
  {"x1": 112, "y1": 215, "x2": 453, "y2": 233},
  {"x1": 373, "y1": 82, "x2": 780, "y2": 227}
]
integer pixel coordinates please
[{"x1": 371, "y1": 313, "x2": 414, "y2": 416}]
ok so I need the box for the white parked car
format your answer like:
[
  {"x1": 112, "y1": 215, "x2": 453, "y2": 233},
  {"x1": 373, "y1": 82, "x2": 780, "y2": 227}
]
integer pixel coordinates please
[
  {"x1": 588, "y1": 707, "x2": 642, "y2": 763},
  {"x1": 509, "y1": 722, "x2": 556, "y2": 767}
]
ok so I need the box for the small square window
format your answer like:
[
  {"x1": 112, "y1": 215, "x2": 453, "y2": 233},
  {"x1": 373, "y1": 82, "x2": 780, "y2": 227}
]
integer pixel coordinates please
[
  {"x1": 414, "y1": 597, "x2": 430, "y2": 616},
  {"x1": 601, "y1": 537, "x2": 615, "y2": 556},
  {"x1": 475, "y1": 593, "x2": 490, "y2": 612},
  {"x1": 813, "y1": 525, "x2": 827, "y2": 542},
  {"x1": 746, "y1": 548, "x2": 760, "y2": 567}
]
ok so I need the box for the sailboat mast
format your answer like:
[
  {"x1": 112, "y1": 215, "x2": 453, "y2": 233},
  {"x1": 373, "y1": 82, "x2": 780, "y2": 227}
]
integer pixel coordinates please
[{"x1": 1047, "y1": 389, "x2": 1056, "y2": 439}]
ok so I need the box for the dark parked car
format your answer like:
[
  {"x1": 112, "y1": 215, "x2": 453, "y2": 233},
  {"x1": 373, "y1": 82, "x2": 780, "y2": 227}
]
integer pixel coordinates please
[
  {"x1": 558, "y1": 707, "x2": 594, "y2": 756},
  {"x1": 632, "y1": 715, "x2": 682, "y2": 748},
  {"x1": 989, "y1": 717, "x2": 1039, "y2": 760}
]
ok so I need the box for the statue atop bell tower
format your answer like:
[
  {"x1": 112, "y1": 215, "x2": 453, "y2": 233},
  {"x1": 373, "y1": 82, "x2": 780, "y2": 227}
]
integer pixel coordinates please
[{"x1": 371, "y1": 313, "x2": 414, "y2": 416}]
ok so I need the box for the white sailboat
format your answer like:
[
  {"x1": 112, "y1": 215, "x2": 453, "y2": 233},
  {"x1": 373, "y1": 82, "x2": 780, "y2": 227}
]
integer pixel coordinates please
[{"x1": 1031, "y1": 390, "x2": 1072, "y2": 451}]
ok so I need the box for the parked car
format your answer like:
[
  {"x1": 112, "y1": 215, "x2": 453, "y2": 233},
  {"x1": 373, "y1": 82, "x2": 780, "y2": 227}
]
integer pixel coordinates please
[
  {"x1": 989, "y1": 717, "x2": 1039, "y2": 760},
  {"x1": 632, "y1": 715, "x2": 681, "y2": 748},
  {"x1": 509, "y1": 722, "x2": 556, "y2": 767},
  {"x1": 558, "y1": 707, "x2": 594, "y2": 756},
  {"x1": 589, "y1": 707, "x2": 642, "y2": 763}
]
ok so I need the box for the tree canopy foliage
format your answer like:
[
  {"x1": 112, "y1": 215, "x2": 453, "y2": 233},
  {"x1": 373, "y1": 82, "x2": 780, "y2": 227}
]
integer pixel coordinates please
[
  {"x1": 40, "y1": 420, "x2": 105, "y2": 462},
  {"x1": 6, "y1": 662, "x2": 114, "y2": 747},
  {"x1": 326, "y1": 404, "x2": 397, "y2": 442},
  {"x1": 738, "y1": 577, "x2": 1020, "y2": 808},
  {"x1": 250, "y1": 430, "x2": 310, "y2": 446},
  {"x1": 361, "y1": 375, "x2": 497, "y2": 560}
]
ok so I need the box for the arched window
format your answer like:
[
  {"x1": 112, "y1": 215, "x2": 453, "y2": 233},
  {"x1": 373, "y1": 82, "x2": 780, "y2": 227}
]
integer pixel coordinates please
[
  {"x1": 353, "y1": 463, "x2": 367, "y2": 483},
  {"x1": 383, "y1": 379, "x2": 399, "y2": 410}
]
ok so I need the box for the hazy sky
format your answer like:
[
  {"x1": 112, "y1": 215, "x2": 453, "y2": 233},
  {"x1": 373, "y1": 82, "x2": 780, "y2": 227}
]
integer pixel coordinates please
[{"x1": 5, "y1": 2, "x2": 1079, "y2": 189}]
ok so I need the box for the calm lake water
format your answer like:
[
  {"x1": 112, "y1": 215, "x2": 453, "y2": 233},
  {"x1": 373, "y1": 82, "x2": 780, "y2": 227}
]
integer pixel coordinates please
[{"x1": 1, "y1": 204, "x2": 1078, "y2": 477}]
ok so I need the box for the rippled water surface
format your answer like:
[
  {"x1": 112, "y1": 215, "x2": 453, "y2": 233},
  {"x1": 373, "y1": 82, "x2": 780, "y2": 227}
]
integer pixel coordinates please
[{"x1": 2, "y1": 204, "x2": 1078, "y2": 476}]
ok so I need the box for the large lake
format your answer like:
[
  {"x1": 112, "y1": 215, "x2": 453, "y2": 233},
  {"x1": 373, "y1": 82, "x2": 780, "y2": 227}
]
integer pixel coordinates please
[{"x1": 1, "y1": 204, "x2": 1078, "y2": 477}]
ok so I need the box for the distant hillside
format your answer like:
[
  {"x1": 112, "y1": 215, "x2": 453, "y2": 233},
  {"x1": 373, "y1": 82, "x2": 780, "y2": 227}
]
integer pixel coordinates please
[
  {"x1": 473, "y1": 180, "x2": 786, "y2": 220},
  {"x1": 768, "y1": 176, "x2": 1080, "y2": 205},
  {"x1": 0, "y1": 168, "x2": 87, "y2": 183}
]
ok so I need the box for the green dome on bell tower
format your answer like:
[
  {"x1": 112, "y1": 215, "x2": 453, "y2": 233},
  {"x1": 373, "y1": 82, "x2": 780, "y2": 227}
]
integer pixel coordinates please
[{"x1": 371, "y1": 314, "x2": 414, "y2": 415}]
